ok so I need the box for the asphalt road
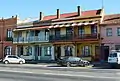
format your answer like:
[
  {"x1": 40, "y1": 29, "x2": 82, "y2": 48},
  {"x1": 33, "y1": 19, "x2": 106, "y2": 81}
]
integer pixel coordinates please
[
  {"x1": 0, "y1": 65, "x2": 119, "y2": 81},
  {"x1": 0, "y1": 71, "x2": 118, "y2": 81}
]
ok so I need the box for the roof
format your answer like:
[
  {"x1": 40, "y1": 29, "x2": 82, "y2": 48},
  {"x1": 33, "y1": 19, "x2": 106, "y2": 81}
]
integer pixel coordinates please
[
  {"x1": 21, "y1": 9, "x2": 102, "y2": 23},
  {"x1": 42, "y1": 9, "x2": 102, "y2": 21},
  {"x1": 102, "y1": 14, "x2": 120, "y2": 25}
]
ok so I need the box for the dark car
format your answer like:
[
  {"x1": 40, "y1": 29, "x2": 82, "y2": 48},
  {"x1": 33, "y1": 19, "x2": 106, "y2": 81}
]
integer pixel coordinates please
[{"x1": 57, "y1": 57, "x2": 90, "y2": 67}]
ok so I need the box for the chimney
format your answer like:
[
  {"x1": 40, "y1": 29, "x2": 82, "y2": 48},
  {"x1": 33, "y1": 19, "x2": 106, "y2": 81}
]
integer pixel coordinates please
[
  {"x1": 57, "y1": 9, "x2": 60, "y2": 19},
  {"x1": 39, "y1": 12, "x2": 43, "y2": 20},
  {"x1": 2, "y1": 17, "x2": 4, "y2": 20},
  {"x1": 15, "y1": 15, "x2": 17, "y2": 18},
  {"x1": 77, "y1": 6, "x2": 81, "y2": 16},
  {"x1": 12, "y1": 16, "x2": 14, "y2": 18}
]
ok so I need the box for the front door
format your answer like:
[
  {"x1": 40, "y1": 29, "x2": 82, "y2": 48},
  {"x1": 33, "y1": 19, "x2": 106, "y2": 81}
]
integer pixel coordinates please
[
  {"x1": 103, "y1": 46, "x2": 109, "y2": 61},
  {"x1": 34, "y1": 45, "x2": 41, "y2": 61},
  {"x1": 95, "y1": 46, "x2": 100, "y2": 61},
  {"x1": 56, "y1": 46, "x2": 61, "y2": 60}
]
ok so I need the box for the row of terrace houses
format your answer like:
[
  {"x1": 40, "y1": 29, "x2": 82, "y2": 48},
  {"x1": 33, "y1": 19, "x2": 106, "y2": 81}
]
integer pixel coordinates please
[{"x1": 13, "y1": 6, "x2": 104, "y2": 62}]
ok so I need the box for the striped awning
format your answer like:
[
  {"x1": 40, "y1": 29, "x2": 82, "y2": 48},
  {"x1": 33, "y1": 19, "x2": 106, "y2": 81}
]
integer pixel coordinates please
[{"x1": 49, "y1": 21, "x2": 97, "y2": 28}]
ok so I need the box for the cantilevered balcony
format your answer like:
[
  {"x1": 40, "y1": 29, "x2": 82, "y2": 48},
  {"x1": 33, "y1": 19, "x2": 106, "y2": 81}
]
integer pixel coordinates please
[
  {"x1": 49, "y1": 35, "x2": 73, "y2": 42},
  {"x1": 49, "y1": 33, "x2": 99, "y2": 42},
  {"x1": 13, "y1": 36, "x2": 49, "y2": 44}
]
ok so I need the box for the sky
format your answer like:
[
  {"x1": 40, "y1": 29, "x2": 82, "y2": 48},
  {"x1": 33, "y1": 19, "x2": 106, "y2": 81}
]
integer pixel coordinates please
[{"x1": 0, "y1": 0, "x2": 119, "y2": 19}]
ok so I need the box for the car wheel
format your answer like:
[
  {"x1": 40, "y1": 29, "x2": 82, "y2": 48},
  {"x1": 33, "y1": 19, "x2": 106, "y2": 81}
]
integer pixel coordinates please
[
  {"x1": 81, "y1": 63, "x2": 85, "y2": 67},
  {"x1": 4, "y1": 60, "x2": 9, "y2": 64},
  {"x1": 67, "y1": 62, "x2": 71, "y2": 67},
  {"x1": 19, "y1": 61, "x2": 23, "y2": 64}
]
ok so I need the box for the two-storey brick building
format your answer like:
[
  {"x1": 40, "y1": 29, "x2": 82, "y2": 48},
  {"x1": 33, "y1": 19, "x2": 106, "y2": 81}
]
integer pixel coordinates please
[{"x1": 0, "y1": 16, "x2": 17, "y2": 59}]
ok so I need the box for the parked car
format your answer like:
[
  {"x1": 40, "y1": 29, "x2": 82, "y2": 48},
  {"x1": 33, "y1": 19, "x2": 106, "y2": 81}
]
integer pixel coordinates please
[
  {"x1": 3, "y1": 55, "x2": 25, "y2": 64},
  {"x1": 57, "y1": 56, "x2": 90, "y2": 67},
  {"x1": 108, "y1": 50, "x2": 120, "y2": 68}
]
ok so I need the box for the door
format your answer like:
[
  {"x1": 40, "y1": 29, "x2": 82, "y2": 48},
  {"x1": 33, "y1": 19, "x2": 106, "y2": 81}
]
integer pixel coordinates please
[
  {"x1": 103, "y1": 46, "x2": 109, "y2": 61},
  {"x1": 55, "y1": 28, "x2": 60, "y2": 40},
  {"x1": 8, "y1": 56, "x2": 19, "y2": 63},
  {"x1": 34, "y1": 45, "x2": 41, "y2": 61},
  {"x1": 56, "y1": 46, "x2": 61, "y2": 60},
  {"x1": 95, "y1": 46, "x2": 100, "y2": 61}
]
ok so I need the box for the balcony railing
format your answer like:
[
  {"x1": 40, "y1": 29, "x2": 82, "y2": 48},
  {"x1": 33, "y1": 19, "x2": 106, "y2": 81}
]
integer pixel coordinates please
[
  {"x1": 13, "y1": 36, "x2": 49, "y2": 43},
  {"x1": 49, "y1": 35, "x2": 73, "y2": 41},
  {"x1": 76, "y1": 34, "x2": 98, "y2": 39},
  {"x1": 13, "y1": 34, "x2": 99, "y2": 43},
  {"x1": 49, "y1": 33, "x2": 99, "y2": 42}
]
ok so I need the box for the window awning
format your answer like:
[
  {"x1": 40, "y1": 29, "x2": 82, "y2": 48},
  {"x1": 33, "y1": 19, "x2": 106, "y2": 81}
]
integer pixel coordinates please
[
  {"x1": 49, "y1": 21, "x2": 97, "y2": 28},
  {"x1": 13, "y1": 26, "x2": 50, "y2": 31},
  {"x1": 13, "y1": 21, "x2": 98, "y2": 31}
]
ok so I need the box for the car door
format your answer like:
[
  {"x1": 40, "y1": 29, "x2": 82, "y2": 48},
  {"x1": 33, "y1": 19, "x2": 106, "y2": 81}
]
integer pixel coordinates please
[
  {"x1": 12, "y1": 56, "x2": 19, "y2": 63},
  {"x1": 7, "y1": 56, "x2": 14, "y2": 63},
  {"x1": 69, "y1": 57, "x2": 78, "y2": 66}
]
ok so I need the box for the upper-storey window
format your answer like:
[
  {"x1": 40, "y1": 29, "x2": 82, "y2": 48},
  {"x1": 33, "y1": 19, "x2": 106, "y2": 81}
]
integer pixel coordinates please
[
  {"x1": 78, "y1": 26, "x2": 85, "y2": 36},
  {"x1": 91, "y1": 25, "x2": 97, "y2": 34},
  {"x1": 7, "y1": 29, "x2": 12, "y2": 38},
  {"x1": 106, "y1": 28, "x2": 112, "y2": 36},
  {"x1": 117, "y1": 27, "x2": 120, "y2": 36},
  {"x1": 55, "y1": 28, "x2": 60, "y2": 37},
  {"x1": 66, "y1": 27, "x2": 73, "y2": 36}
]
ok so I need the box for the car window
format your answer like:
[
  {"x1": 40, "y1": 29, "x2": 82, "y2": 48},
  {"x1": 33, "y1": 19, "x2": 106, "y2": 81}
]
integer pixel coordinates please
[
  {"x1": 68, "y1": 57, "x2": 80, "y2": 61},
  {"x1": 109, "y1": 53, "x2": 117, "y2": 57},
  {"x1": 8, "y1": 56, "x2": 18, "y2": 59}
]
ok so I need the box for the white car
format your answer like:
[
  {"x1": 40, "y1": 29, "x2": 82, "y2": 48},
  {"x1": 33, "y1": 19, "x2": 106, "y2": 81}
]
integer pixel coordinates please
[
  {"x1": 3, "y1": 55, "x2": 25, "y2": 64},
  {"x1": 108, "y1": 50, "x2": 120, "y2": 67}
]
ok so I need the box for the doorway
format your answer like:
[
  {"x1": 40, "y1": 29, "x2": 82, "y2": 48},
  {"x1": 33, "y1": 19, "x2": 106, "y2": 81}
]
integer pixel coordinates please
[
  {"x1": 56, "y1": 46, "x2": 61, "y2": 60},
  {"x1": 95, "y1": 46, "x2": 100, "y2": 61},
  {"x1": 103, "y1": 46, "x2": 109, "y2": 61},
  {"x1": 34, "y1": 45, "x2": 41, "y2": 61}
]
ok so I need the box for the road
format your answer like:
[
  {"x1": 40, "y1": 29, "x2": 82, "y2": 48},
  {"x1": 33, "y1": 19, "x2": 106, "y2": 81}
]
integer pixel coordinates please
[{"x1": 0, "y1": 64, "x2": 119, "y2": 81}]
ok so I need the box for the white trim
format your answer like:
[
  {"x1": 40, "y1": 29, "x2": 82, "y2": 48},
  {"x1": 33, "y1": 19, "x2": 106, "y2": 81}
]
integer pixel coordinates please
[
  {"x1": 54, "y1": 25, "x2": 59, "y2": 28},
  {"x1": 59, "y1": 24, "x2": 65, "y2": 27},
  {"x1": 78, "y1": 23, "x2": 83, "y2": 26},
  {"x1": 71, "y1": 23, "x2": 77, "y2": 26},
  {"x1": 83, "y1": 22, "x2": 89, "y2": 25},
  {"x1": 49, "y1": 26, "x2": 53, "y2": 28}
]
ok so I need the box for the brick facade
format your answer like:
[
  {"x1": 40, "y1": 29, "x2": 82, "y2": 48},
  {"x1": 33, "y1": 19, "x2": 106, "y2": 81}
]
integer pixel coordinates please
[{"x1": 0, "y1": 16, "x2": 17, "y2": 59}]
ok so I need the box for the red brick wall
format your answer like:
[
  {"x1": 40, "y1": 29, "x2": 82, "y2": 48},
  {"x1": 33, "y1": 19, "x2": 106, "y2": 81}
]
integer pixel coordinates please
[{"x1": 0, "y1": 16, "x2": 17, "y2": 59}]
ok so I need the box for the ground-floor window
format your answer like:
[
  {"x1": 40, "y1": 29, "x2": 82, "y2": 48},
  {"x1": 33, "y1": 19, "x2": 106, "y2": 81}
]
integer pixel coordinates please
[
  {"x1": 18, "y1": 46, "x2": 23, "y2": 56},
  {"x1": 4, "y1": 46, "x2": 12, "y2": 56},
  {"x1": 82, "y1": 46, "x2": 90, "y2": 57},
  {"x1": 64, "y1": 46, "x2": 73, "y2": 56},
  {"x1": 115, "y1": 45, "x2": 120, "y2": 50},
  {"x1": 44, "y1": 46, "x2": 51, "y2": 56},
  {"x1": 25, "y1": 46, "x2": 32, "y2": 56}
]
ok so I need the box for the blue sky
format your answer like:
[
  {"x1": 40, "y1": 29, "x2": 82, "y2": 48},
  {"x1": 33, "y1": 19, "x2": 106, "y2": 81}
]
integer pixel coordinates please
[{"x1": 0, "y1": 0, "x2": 119, "y2": 19}]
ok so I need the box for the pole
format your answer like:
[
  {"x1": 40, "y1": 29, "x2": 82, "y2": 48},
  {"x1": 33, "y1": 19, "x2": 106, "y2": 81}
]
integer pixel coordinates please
[{"x1": 1, "y1": 18, "x2": 4, "y2": 59}]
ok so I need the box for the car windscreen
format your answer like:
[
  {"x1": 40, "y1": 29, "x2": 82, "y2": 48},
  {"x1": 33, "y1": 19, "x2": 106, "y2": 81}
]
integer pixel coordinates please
[
  {"x1": 68, "y1": 57, "x2": 81, "y2": 61},
  {"x1": 109, "y1": 53, "x2": 117, "y2": 57}
]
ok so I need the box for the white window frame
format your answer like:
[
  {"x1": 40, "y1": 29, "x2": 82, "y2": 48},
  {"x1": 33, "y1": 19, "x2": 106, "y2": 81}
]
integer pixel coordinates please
[
  {"x1": 7, "y1": 29, "x2": 12, "y2": 38},
  {"x1": 82, "y1": 46, "x2": 90, "y2": 57},
  {"x1": 106, "y1": 28, "x2": 112, "y2": 36},
  {"x1": 117, "y1": 27, "x2": 120, "y2": 36},
  {"x1": 5, "y1": 46, "x2": 12, "y2": 55}
]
